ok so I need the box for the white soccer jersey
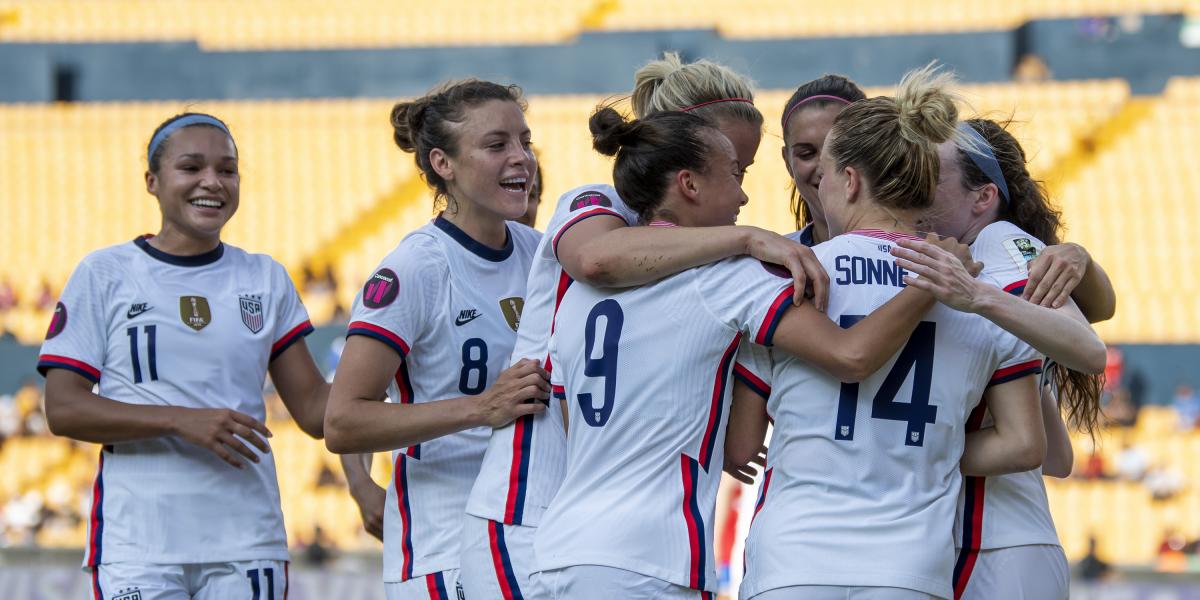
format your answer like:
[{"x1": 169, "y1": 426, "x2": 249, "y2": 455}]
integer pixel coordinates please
[
  {"x1": 736, "y1": 229, "x2": 1042, "y2": 600},
  {"x1": 37, "y1": 236, "x2": 313, "y2": 567},
  {"x1": 952, "y1": 221, "x2": 1058, "y2": 592},
  {"x1": 467, "y1": 184, "x2": 637, "y2": 527},
  {"x1": 534, "y1": 253, "x2": 795, "y2": 593},
  {"x1": 346, "y1": 216, "x2": 540, "y2": 583}
]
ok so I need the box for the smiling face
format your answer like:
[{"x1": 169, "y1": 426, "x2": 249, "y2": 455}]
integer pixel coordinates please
[
  {"x1": 783, "y1": 103, "x2": 843, "y2": 225},
  {"x1": 438, "y1": 99, "x2": 537, "y2": 220},
  {"x1": 145, "y1": 125, "x2": 239, "y2": 244},
  {"x1": 690, "y1": 129, "x2": 749, "y2": 226}
]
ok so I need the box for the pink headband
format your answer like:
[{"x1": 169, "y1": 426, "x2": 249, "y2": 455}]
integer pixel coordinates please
[
  {"x1": 781, "y1": 94, "x2": 852, "y2": 132},
  {"x1": 679, "y1": 97, "x2": 754, "y2": 112}
]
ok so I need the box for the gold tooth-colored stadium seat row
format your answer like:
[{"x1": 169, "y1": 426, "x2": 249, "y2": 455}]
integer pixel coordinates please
[
  {"x1": 4, "y1": 0, "x2": 1200, "y2": 46},
  {"x1": 598, "y1": 0, "x2": 1200, "y2": 37},
  {"x1": 0, "y1": 99, "x2": 410, "y2": 339},
  {"x1": 1054, "y1": 78, "x2": 1200, "y2": 343},
  {"x1": 0, "y1": 0, "x2": 593, "y2": 48}
]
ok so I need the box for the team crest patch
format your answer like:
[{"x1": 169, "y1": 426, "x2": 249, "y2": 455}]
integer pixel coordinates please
[
  {"x1": 363, "y1": 268, "x2": 399, "y2": 309},
  {"x1": 499, "y1": 296, "x2": 525, "y2": 332},
  {"x1": 1002, "y1": 237, "x2": 1040, "y2": 274},
  {"x1": 569, "y1": 190, "x2": 613, "y2": 211},
  {"x1": 113, "y1": 588, "x2": 142, "y2": 600},
  {"x1": 179, "y1": 296, "x2": 212, "y2": 331},
  {"x1": 239, "y1": 295, "x2": 265, "y2": 334},
  {"x1": 45, "y1": 301, "x2": 67, "y2": 339}
]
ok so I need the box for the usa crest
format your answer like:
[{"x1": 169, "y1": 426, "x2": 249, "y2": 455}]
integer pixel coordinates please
[
  {"x1": 114, "y1": 588, "x2": 143, "y2": 600},
  {"x1": 499, "y1": 296, "x2": 525, "y2": 332},
  {"x1": 179, "y1": 296, "x2": 211, "y2": 331},
  {"x1": 239, "y1": 295, "x2": 265, "y2": 334}
]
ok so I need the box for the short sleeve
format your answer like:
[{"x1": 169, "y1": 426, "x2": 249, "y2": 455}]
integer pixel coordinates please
[
  {"x1": 268, "y1": 262, "x2": 315, "y2": 361},
  {"x1": 988, "y1": 329, "x2": 1044, "y2": 388},
  {"x1": 694, "y1": 257, "x2": 794, "y2": 347},
  {"x1": 973, "y1": 223, "x2": 1047, "y2": 296},
  {"x1": 547, "y1": 186, "x2": 639, "y2": 260},
  {"x1": 345, "y1": 235, "x2": 444, "y2": 358},
  {"x1": 734, "y1": 339, "x2": 773, "y2": 401},
  {"x1": 37, "y1": 258, "x2": 108, "y2": 382}
]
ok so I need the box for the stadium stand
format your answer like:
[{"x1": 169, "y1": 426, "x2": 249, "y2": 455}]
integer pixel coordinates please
[
  {"x1": 3, "y1": 0, "x2": 1199, "y2": 47},
  {"x1": 0, "y1": 79, "x2": 1164, "y2": 345},
  {"x1": 596, "y1": 0, "x2": 1200, "y2": 37},
  {"x1": 0, "y1": 0, "x2": 592, "y2": 48}
]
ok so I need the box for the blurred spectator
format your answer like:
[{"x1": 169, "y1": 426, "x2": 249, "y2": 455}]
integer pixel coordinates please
[
  {"x1": 1172, "y1": 384, "x2": 1199, "y2": 430},
  {"x1": 1103, "y1": 347, "x2": 1124, "y2": 394},
  {"x1": 1144, "y1": 463, "x2": 1185, "y2": 502},
  {"x1": 1114, "y1": 442, "x2": 1149, "y2": 481},
  {"x1": 1103, "y1": 388, "x2": 1138, "y2": 428},
  {"x1": 303, "y1": 525, "x2": 332, "y2": 566},
  {"x1": 1013, "y1": 53, "x2": 1052, "y2": 82},
  {"x1": 1125, "y1": 368, "x2": 1146, "y2": 416},
  {"x1": 1079, "y1": 450, "x2": 1110, "y2": 480},
  {"x1": 1159, "y1": 528, "x2": 1187, "y2": 555},
  {"x1": 34, "y1": 279, "x2": 54, "y2": 311},
  {"x1": 1076, "y1": 536, "x2": 1112, "y2": 581},
  {"x1": 0, "y1": 277, "x2": 17, "y2": 312},
  {"x1": 316, "y1": 463, "x2": 344, "y2": 488}
]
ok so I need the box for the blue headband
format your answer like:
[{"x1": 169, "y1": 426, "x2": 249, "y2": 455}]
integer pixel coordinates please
[
  {"x1": 957, "y1": 122, "x2": 1009, "y2": 205},
  {"x1": 147, "y1": 114, "x2": 230, "y2": 161}
]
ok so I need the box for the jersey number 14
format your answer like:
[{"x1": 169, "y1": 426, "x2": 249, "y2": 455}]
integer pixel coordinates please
[{"x1": 834, "y1": 316, "x2": 937, "y2": 447}]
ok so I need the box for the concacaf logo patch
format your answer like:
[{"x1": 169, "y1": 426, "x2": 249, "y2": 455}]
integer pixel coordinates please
[
  {"x1": 759, "y1": 261, "x2": 791, "y2": 279},
  {"x1": 569, "y1": 190, "x2": 613, "y2": 211},
  {"x1": 1002, "y1": 237, "x2": 1040, "y2": 274},
  {"x1": 363, "y1": 268, "x2": 399, "y2": 309},
  {"x1": 45, "y1": 301, "x2": 67, "y2": 339}
]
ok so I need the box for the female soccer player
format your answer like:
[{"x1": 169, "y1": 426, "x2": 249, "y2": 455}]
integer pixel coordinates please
[
  {"x1": 322, "y1": 80, "x2": 549, "y2": 600},
  {"x1": 734, "y1": 66, "x2": 1048, "y2": 600},
  {"x1": 532, "y1": 101, "x2": 979, "y2": 599},
  {"x1": 461, "y1": 53, "x2": 829, "y2": 599},
  {"x1": 780, "y1": 74, "x2": 867, "y2": 245},
  {"x1": 39, "y1": 113, "x2": 328, "y2": 600},
  {"x1": 899, "y1": 118, "x2": 1114, "y2": 599}
]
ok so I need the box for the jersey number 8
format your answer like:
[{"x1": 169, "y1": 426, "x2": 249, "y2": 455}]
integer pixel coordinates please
[{"x1": 578, "y1": 299, "x2": 624, "y2": 427}]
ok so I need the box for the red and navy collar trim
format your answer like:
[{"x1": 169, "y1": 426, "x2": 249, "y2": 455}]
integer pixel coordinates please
[
  {"x1": 846, "y1": 229, "x2": 923, "y2": 242},
  {"x1": 133, "y1": 235, "x2": 224, "y2": 267},
  {"x1": 434, "y1": 215, "x2": 513, "y2": 262}
]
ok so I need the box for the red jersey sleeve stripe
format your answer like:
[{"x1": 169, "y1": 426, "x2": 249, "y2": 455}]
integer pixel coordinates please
[
  {"x1": 733, "y1": 363, "x2": 770, "y2": 400},
  {"x1": 988, "y1": 359, "x2": 1043, "y2": 387},
  {"x1": 551, "y1": 208, "x2": 625, "y2": 259},
  {"x1": 347, "y1": 321, "x2": 411, "y2": 357},
  {"x1": 270, "y1": 320, "x2": 314, "y2": 361},
  {"x1": 551, "y1": 384, "x2": 566, "y2": 400},
  {"x1": 755, "y1": 286, "x2": 795, "y2": 346},
  {"x1": 38, "y1": 354, "x2": 101, "y2": 383}
]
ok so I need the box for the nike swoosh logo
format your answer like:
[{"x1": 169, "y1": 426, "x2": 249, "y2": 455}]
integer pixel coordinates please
[
  {"x1": 455, "y1": 313, "x2": 481, "y2": 326},
  {"x1": 127, "y1": 306, "x2": 152, "y2": 319}
]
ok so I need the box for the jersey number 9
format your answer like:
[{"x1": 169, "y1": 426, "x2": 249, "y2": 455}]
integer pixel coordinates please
[{"x1": 578, "y1": 299, "x2": 624, "y2": 427}]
